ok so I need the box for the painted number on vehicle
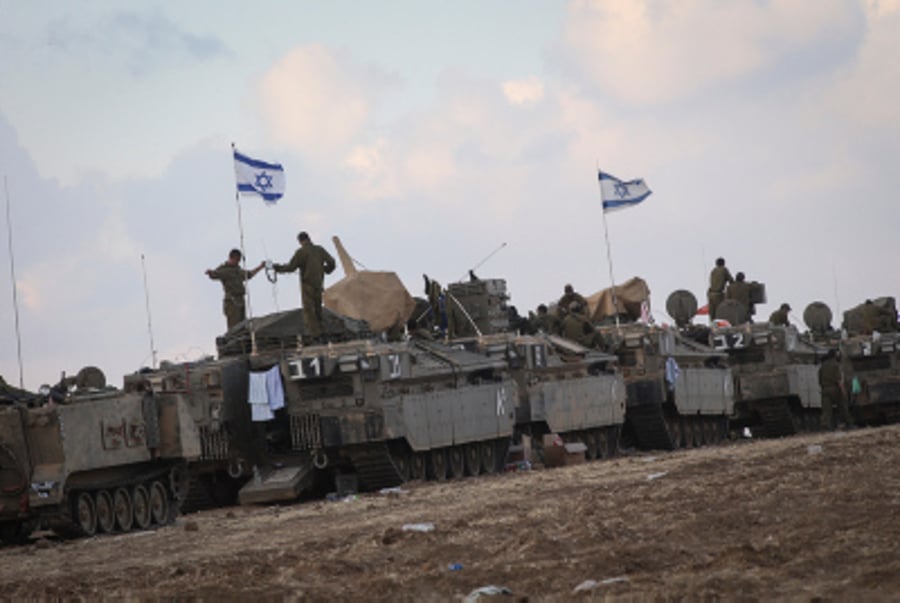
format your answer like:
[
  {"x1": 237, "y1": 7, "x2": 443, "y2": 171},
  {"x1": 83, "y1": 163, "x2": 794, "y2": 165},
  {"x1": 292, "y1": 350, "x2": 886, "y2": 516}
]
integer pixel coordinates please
[
  {"x1": 387, "y1": 354, "x2": 402, "y2": 378},
  {"x1": 300, "y1": 356, "x2": 323, "y2": 378},
  {"x1": 713, "y1": 333, "x2": 745, "y2": 351}
]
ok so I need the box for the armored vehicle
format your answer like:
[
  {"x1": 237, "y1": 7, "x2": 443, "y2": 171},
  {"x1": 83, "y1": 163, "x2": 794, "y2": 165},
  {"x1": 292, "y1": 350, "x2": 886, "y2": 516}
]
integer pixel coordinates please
[
  {"x1": 453, "y1": 332, "x2": 626, "y2": 460},
  {"x1": 598, "y1": 318, "x2": 734, "y2": 451},
  {"x1": 806, "y1": 300, "x2": 900, "y2": 426},
  {"x1": 711, "y1": 318, "x2": 825, "y2": 437},
  {"x1": 237, "y1": 336, "x2": 517, "y2": 504},
  {"x1": 0, "y1": 370, "x2": 201, "y2": 542}
]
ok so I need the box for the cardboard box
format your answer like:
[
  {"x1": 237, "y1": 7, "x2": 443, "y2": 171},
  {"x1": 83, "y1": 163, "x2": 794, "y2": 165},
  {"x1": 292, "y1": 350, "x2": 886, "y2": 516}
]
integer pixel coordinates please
[{"x1": 542, "y1": 434, "x2": 586, "y2": 468}]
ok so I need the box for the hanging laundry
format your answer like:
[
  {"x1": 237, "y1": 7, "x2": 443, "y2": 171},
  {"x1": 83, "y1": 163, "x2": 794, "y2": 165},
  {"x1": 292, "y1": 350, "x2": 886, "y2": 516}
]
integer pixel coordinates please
[
  {"x1": 265, "y1": 365, "x2": 285, "y2": 411},
  {"x1": 665, "y1": 356, "x2": 681, "y2": 392}
]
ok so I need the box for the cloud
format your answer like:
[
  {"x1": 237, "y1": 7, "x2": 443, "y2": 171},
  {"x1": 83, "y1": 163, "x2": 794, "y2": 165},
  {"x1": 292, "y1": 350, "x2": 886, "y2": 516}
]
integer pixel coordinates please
[
  {"x1": 45, "y1": 9, "x2": 229, "y2": 76},
  {"x1": 559, "y1": 0, "x2": 864, "y2": 105},
  {"x1": 258, "y1": 45, "x2": 398, "y2": 161},
  {"x1": 503, "y1": 76, "x2": 545, "y2": 106}
]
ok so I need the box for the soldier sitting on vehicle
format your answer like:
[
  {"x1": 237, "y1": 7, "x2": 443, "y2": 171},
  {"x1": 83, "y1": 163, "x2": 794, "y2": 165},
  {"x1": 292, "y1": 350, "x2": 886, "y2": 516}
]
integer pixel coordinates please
[
  {"x1": 530, "y1": 304, "x2": 561, "y2": 335},
  {"x1": 557, "y1": 284, "x2": 588, "y2": 319},
  {"x1": 561, "y1": 302, "x2": 605, "y2": 349},
  {"x1": 769, "y1": 303, "x2": 791, "y2": 326}
]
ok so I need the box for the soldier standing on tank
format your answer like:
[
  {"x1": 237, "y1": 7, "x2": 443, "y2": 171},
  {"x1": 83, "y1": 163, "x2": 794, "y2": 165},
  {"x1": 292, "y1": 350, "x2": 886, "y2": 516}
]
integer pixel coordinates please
[
  {"x1": 557, "y1": 284, "x2": 588, "y2": 318},
  {"x1": 206, "y1": 249, "x2": 265, "y2": 330},
  {"x1": 725, "y1": 272, "x2": 753, "y2": 323},
  {"x1": 707, "y1": 258, "x2": 733, "y2": 322},
  {"x1": 769, "y1": 303, "x2": 791, "y2": 326},
  {"x1": 818, "y1": 349, "x2": 852, "y2": 429},
  {"x1": 273, "y1": 232, "x2": 336, "y2": 343}
]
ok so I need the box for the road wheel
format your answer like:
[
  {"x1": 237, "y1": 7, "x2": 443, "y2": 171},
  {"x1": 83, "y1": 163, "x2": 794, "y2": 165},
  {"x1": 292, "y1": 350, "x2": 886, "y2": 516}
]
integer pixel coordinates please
[
  {"x1": 410, "y1": 452, "x2": 427, "y2": 481},
  {"x1": 95, "y1": 490, "x2": 115, "y2": 533},
  {"x1": 113, "y1": 487, "x2": 133, "y2": 532},
  {"x1": 429, "y1": 449, "x2": 448, "y2": 481},
  {"x1": 132, "y1": 485, "x2": 152, "y2": 530},
  {"x1": 448, "y1": 446, "x2": 465, "y2": 479},
  {"x1": 149, "y1": 481, "x2": 170, "y2": 526},
  {"x1": 464, "y1": 444, "x2": 482, "y2": 476},
  {"x1": 74, "y1": 492, "x2": 97, "y2": 537},
  {"x1": 480, "y1": 441, "x2": 497, "y2": 474}
]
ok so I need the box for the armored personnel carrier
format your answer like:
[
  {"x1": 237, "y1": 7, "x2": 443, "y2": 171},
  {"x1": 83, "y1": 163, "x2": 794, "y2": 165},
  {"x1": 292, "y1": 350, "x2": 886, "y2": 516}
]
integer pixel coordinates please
[
  {"x1": 710, "y1": 309, "x2": 825, "y2": 437},
  {"x1": 806, "y1": 299, "x2": 900, "y2": 426},
  {"x1": 453, "y1": 332, "x2": 626, "y2": 460},
  {"x1": 598, "y1": 317, "x2": 734, "y2": 451},
  {"x1": 0, "y1": 369, "x2": 200, "y2": 542},
  {"x1": 236, "y1": 336, "x2": 517, "y2": 504}
]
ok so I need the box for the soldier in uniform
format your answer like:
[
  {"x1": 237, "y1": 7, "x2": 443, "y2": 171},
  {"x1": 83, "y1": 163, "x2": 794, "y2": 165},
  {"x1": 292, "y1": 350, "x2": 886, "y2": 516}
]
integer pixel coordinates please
[
  {"x1": 707, "y1": 258, "x2": 733, "y2": 322},
  {"x1": 557, "y1": 284, "x2": 588, "y2": 318},
  {"x1": 768, "y1": 303, "x2": 791, "y2": 326},
  {"x1": 818, "y1": 349, "x2": 852, "y2": 429},
  {"x1": 725, "y1": 272, "x2": 753, "y2": 323},
  {"x1": 273, "y1": 232, "x2": 336, "y2": 343},
  {"x1": 531, "y1": 304, "x2": 561, "y2": 335},
  {"x1": 561, "y1": 302, "x2": 605, "y2": 349},
  {"x1": 206, "y1": 249, "x2": 265, "y2": 330}
]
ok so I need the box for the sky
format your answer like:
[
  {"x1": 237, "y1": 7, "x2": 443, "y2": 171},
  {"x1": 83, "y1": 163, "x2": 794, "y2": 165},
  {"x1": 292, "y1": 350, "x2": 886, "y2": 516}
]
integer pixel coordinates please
[{"x1": 1, "y1": 0, "x2": 898, "y2": 389}]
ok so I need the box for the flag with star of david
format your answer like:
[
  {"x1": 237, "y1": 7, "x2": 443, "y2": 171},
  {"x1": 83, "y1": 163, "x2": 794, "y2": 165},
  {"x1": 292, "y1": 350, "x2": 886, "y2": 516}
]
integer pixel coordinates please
[
  {"x1": 598, "y1": 170, "x2": 652, "y2": 213},
  {"x1": 234, "y1": 148, "x2": 285, "y2": 204}
]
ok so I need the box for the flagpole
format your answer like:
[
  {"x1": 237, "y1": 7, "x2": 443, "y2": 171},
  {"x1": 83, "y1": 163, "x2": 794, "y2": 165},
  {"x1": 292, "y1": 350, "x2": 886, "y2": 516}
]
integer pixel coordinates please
[
  {"x1": 597, "y1": 167, "x2": 621, "y2": 329},
  {"x1": 4, "y1": 176, "x2": 25, "y2": 388},
  {"x1": 232, "y1": 142, "x2": 257, "y2": 355}
]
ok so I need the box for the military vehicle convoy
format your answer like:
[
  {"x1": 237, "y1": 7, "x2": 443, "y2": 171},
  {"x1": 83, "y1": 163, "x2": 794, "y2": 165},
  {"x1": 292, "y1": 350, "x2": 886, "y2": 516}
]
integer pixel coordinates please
[{"x1": 0, "y1": 369, "x2": 200, "y2": 543}]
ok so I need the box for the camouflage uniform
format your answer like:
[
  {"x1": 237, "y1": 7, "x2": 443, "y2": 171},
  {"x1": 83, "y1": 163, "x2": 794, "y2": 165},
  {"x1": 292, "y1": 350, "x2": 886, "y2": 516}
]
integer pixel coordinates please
[
  {"x1": 769, "y1": 307, "x2": 789, "y2": 326},
  {"x1": 208, "y1": 263, "x2": 256, "y2": 330},
  {"x1": 725, "y1": 280, "x2": 752, "y2": 323},
  {"x1": 818, "y1": 356, "x2": 851, "y2": 428},
  {"x1": 532, "y1": 312, "x2": 562, "y2": 335},
  {"x1": 275, "y1": 243, "x2": 336, "y2": 340},
  {"x1": 561, "y1": 313, "x2": 604, "y2": 349},
  {"x1": 557, "y1": 291, "x2": 588, "y2": 318},
  {"x1": 707, "y1": 266, "x2": 733, "y2": 321}
]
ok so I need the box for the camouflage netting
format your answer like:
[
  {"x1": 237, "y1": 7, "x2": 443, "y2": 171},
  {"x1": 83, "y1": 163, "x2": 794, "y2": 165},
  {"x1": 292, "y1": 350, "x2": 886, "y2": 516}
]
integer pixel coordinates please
[
  {"x1": 586, "y1": 277, "x2": 651, "y2": 323},
  {"x1": 323, "y1": 236, "x2": 416, "y2": 333}
]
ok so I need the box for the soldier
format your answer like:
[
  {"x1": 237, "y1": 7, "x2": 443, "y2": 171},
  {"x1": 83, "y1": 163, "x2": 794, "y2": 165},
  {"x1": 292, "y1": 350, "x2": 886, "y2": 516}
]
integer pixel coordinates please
[
  {"x1": 531, "y1": 304, "x2": 561, "y2": 335},
  {"x1": 707, "y1": 258, "x2": 733, "y2": 322},
  {"x1": 725, "y1": 272, "x2": 753, "y2": 323},
  {"x1": 561, "y1": 302, "x2": 605, "y2": 349},
  {"x1": 206, "y1": 249, "x2": 265, "y2": 330},
  {"x1": 273, "y1": 232, "x2": 336, "y2": 343},
  {"x1": 768, "y1": 303, "x2": 791, "y2": 326},
  {"x1": 818, "y1": 349, "x2": 852, "y2": 429},
  {"x1": 557, "y1": 284, "x2": 588, "y2": 318}
]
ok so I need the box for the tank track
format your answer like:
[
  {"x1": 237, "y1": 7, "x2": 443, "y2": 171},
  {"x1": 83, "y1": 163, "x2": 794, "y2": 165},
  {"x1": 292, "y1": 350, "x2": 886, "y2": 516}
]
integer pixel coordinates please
[
  {"x1": 752, "y1": 399, "x2": 798, "y2": 438},
  {"x1": 626, "y1": 403, "x2": 676, "y2": 451},
  {"x1": 345, "y1": 443, "x2": 405, "y2": 491}
]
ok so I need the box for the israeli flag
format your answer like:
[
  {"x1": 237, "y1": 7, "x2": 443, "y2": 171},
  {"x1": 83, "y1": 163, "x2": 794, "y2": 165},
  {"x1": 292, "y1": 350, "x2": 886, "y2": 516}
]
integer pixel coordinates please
[
  {"x1": 234, "y1": 148, "x2": 285, "y2": 204},
  {"x1": 599, "y1": 171, "x2": 652, "y2": 213}
]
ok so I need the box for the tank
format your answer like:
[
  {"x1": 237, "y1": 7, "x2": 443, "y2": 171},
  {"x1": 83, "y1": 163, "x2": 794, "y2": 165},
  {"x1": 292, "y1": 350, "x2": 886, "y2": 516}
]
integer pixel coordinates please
[
  {"x1": 710, "y1": 320, "x2": 825, "y2": 436},
  {"x1": 598, "y1": 318, "x2": 734, "y2": 451},
  {"x1": 0, "y1": 370, "x2": 201, "y2": 542}
]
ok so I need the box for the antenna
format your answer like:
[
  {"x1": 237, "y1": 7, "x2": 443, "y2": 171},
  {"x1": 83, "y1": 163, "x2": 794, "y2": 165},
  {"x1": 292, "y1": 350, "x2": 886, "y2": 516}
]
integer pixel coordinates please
[
  {"x1": 140, "y1": 254, "x2": 158, "y2": 369},
  {"x1": 456, "y1": 242, "x2": 507, "y2": 282},
  {"x1": 4, "y1": 176, "x2": 24, "y2": 388}
]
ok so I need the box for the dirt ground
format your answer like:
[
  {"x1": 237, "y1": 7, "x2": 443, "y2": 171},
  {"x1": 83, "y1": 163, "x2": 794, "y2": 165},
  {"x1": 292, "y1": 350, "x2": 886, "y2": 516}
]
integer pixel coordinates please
[{"x1": 2, "y1": 425, "x2": 899, "y2": 601}]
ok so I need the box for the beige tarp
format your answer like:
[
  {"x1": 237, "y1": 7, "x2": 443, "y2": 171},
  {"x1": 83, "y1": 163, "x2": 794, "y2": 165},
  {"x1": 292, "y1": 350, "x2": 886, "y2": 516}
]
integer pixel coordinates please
[
  {"x1": 323, "y1": 236, "x2": 416, "y2": 333},
  {"x1": 586, "y1": 277, "x2": 651, "y2": 322}
]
